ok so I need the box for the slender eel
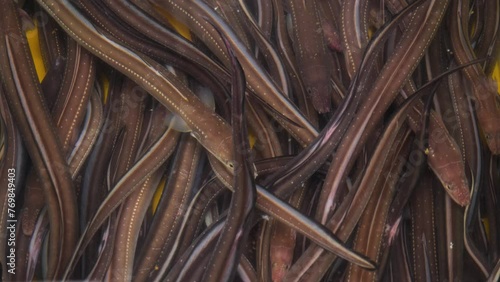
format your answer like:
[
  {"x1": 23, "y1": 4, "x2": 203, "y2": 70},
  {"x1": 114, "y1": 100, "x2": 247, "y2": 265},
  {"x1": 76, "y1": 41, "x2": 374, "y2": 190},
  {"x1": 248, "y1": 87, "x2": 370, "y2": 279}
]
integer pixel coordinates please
[
  {"x1": 445, "y1": 195, "x2": 466, "y2": 281},
  {"x1": 164, "y1": 216, "x2": 226, "y2": 282},
  {"x1": 67, "y1": 85, "x2": 104, "y2": 177},
  {"x1": 445, "y1": 63, "x2": 490, "y2": 276},
  {"x1": 0, "y1": 1, "x2": 77, "y2": 278},
  {"x1": 0, "y1": 87, "x2": 26, "y2": 282},
  {"x1": 475, "y1": 0, "x2": 500, "y2": 76},
  {"x1": 449, "y1": 0, "x2": 500, "y2": 154},
  {"x1": 51, "y1": 38, "x2": 96, "y2": 156},
  {"x1": 14, "y1": 32, "x2": 95, "y2": 279},
  {"x1": 104, "y1": 0, "x2": 229, "y2": 78},
  {"x1": 263, "y1": 0, "x2": 424, "y2": 200},
  {"x1": 206, "y1": 149, "x2": 376, "y2": 271},
  {"x1": 287, "y1": 0, "x2": 332, "y2": 113},
  {"x1": 346, "y1": 128, "x2": 411, "y2": 282},
  {"x1": 85, "y1": 213, "x2": 119, "y2": 280},
  {"x1": 340, "y1": 0, "x2": 371, "y2": 78},
  {"x1": 39, "y1": 56, "x2": 65, "y2": 110},
  {"x1": 284, "y1": 65, "x2": 453, "y2": 281},
  {"x1": 246, "y1": 99, "x2": 283, "y2": 158},
  {"x1": 238, "y1": 255, "x2": 258, "y2": 282},
  {"x1": 271, "y1": 0, "x2": 317, "y2": 126},
  {"x1": 399, "y1": 87, "x2": 471, "y2": 206},
  {"x1": 36, "y1": 0, "x2": 236, "y2": 170},
  {"x1": 35, "y1": 6, "x2": 66, "y2": 71},
  {"x1": 255, "y1": 0, "x2": 273, "y2": 40},
  {"x1": 236, "y1": 0, "x2": 290, "y2": 97},
  {"x1": 84, "y1": 0, "x2": 231, "y2": 99},
  {"x1": 408, "y1": 172, "x2": 440, "y2": 282},
  {"x1": 318, "y1": 0, "x2": 450, "y2": 224},
  {"x1": 204, "y1": 0, "x2": 253, "y2": 50},
  {"x1": 80, "y1": 71, "x2": 123, "y2": 234},
  {"x1": 63, "y1": 114, "x2": 181, "y2": 279},
  {"x1": 267, "y1": 188, "x2": 306, "y2": 282},
  {"x1": 151, "y1": 0, "x2": 319, "y2": 146},
  {"x1": 174, "y1": 179, "x2": 228, "y2": 260},
  {"x1": 108, "y1": 169, "x2": 165, "y2": 281},
  {"x1": 108, "y1": 79, "x2": 147, "y2": 185},
  {"x1": 38, "y1": 0, "x2": 375, "y2": 271},
  {"x1": 202, "y1": 35, "x2": 256, "y2": 282},
  {"x1": 82, "y1": 78, "x2": 147, "y2": 280},
  {"x1": 134, "y1": 134, "x2": 201, "y2": 282},
  {"x1": 171, "y1": 157, "x2": 321, "y2": 278}
]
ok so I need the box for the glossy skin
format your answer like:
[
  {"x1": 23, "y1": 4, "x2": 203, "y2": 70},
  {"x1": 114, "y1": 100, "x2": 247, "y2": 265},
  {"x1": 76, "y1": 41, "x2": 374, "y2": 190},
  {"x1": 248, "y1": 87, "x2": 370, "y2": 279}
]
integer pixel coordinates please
[
  {"x1": 37, "y1": 0, "x2": 375, "y2": 273},
  {"x1": 346, "y1": 129, "x2": 411, "y2": 282},
  {"x1": 3, "y1": 0, "x2": 497, "y2": 280},
  {"x1": 52, "y1": 38, "x2": 96, "y2": 155},
  {"x1": 402, "y1": 94, "x2": 471, "y2": 206},
  {"x1": 133, "y1": 134, "x2": 200, "y2": 282},
  {"x1": 13, "y1": 35, "x2": 96, "y2": 279},
  {"x1": 201, "y1": 36, "x2": 255, "y2": 282},
  {"x1": 92, "y1": 0, "x2": 232, "y2": 99},
  {"x1": 341, "y1": 0, "x2": 371, "y2": 78},
  {"x1": 37, "y1": 0, "x2": 236, "y2": 170},
  {"x1": 317, "y1": 0, "x2": 450, "y2": 225},
  {"x1": 63, "y1": 117, "x2": 180, "y2": 279},
  {"x1": 287, "y1": 0, "x2": 332, "y2": 113},
  {"x1": 151, "y1": 0, "x2": 319, "y2": 146},
  {"x1": 0, "y1": 89, "x2": 26, "y2": 282},
  {"x1": 449, "y1": 0, "x2": 500, "y2": 155},
  {"x1": 0, "y1": 1, "x2": 78, "y2": 279},
  {"x1": 284, "y1": 62, "x2": 442, "y2": 281}
]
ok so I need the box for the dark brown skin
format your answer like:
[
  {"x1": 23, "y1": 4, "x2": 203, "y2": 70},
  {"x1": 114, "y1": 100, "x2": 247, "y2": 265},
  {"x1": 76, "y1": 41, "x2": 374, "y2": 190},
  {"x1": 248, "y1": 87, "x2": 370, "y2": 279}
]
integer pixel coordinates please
[
  {"x1": 246, "y1": 99, "x2": 283, "y2": 158},
  {"x1": 340, "y1": 0, "x2": 371, "y2": 78},
  {"x1": 201, "y1": 36, "x2": 256, "y2": 282},
  {"x1": 109, "y1": 171, "x2": 165, "y2": 281},
  {"x1": 79, "y1": 71, "x2": 124, "y2": 233},
  {"x1": 39, "y1": 56, "x2": 65, "y2": 110},
  {"x1": 0, "y1": 1, "x2": 78, "y2": 279},
  {"x1": 255, "y1": 0, "x2": 273, "y2": 40},
  {"x1": 63, "y1": 114, "x2": 181, "y2": 279},
  {"x1": 36, "y1": 1, "x2": 376, "y2": 271},
  {"x1": 475, "y1": 0, "x2": 500, "y2": 76},
  {"x1": 287, "y1": 0, "x2": 332, "y2": 113},
  {"x1": 236, "y1": 0, "x2": 290, "y2": 97},
  {"x1": 97, "y1": 0, "x2": 232, "y2": 96},
  {"x1": 67, "y1": 85, "x2": 104, "y2": 177},
  {"x1": 102, "y1": 79, "x2": 148, "y2": 281},
  {"x1": 284, "y1": 74, "x2": 426, "y2": 281},
  {"x1": 14, "y1": 35, "x2": 96, "y2": 279},
  {"x1": 4, "y1": 0, "x2": 498, "y2": 280},
  {"x1": 204, "y1": 0, "x2": 252, "y2": 50},
  {"x1": 400, "y1": 91, "x2": 471, "y2": 206},
  {"x1": 52, "y1": 38, "x2": 96, "y2": 154},
  {"x1": 346, "y1": 129, "x2": 411, "y2": 282},
  {"x1": 165, "y1": 217, "x2": 226, "y2": 282},
  {"x1": 0, "y1": 88, "x2": 26, "y2": 282},
  {"x1": 133, "y1": 134, "x2": 201, "y2": 282},
  {"x1": 284, "y1": 46, "x2": 467, "y2": 281},
  {"x1": 35, "y1": 5, "x2": 66, "y2": 69},
  {"x1": 449, "y1": 0, "x2": 500, "y2": 155},
  {"x1": 269, "y1": 188, "x2": 305, "y2": 282},
  {"x1": 409, "y1": 172, "x2": 440, "y2": 282},
  {"x1": 151, "y1": 0, "x2": 319, "y2": 146},
  {"x1": 271, "y1": 0, "x2": 318, "y2": 126},
  {"x1": 317, "y1": 0, "x2": 450, "y2": 225},
  {"x1": 38, "y1": 0, "x2": 236, "y2": 169}
]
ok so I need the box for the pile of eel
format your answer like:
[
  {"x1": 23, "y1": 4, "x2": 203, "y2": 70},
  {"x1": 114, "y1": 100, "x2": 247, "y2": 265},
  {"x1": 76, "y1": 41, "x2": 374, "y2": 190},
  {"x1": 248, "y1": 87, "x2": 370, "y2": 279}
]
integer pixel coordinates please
[{"x1": 0, "y1": 0, "x2": 499, "y2": 281}]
